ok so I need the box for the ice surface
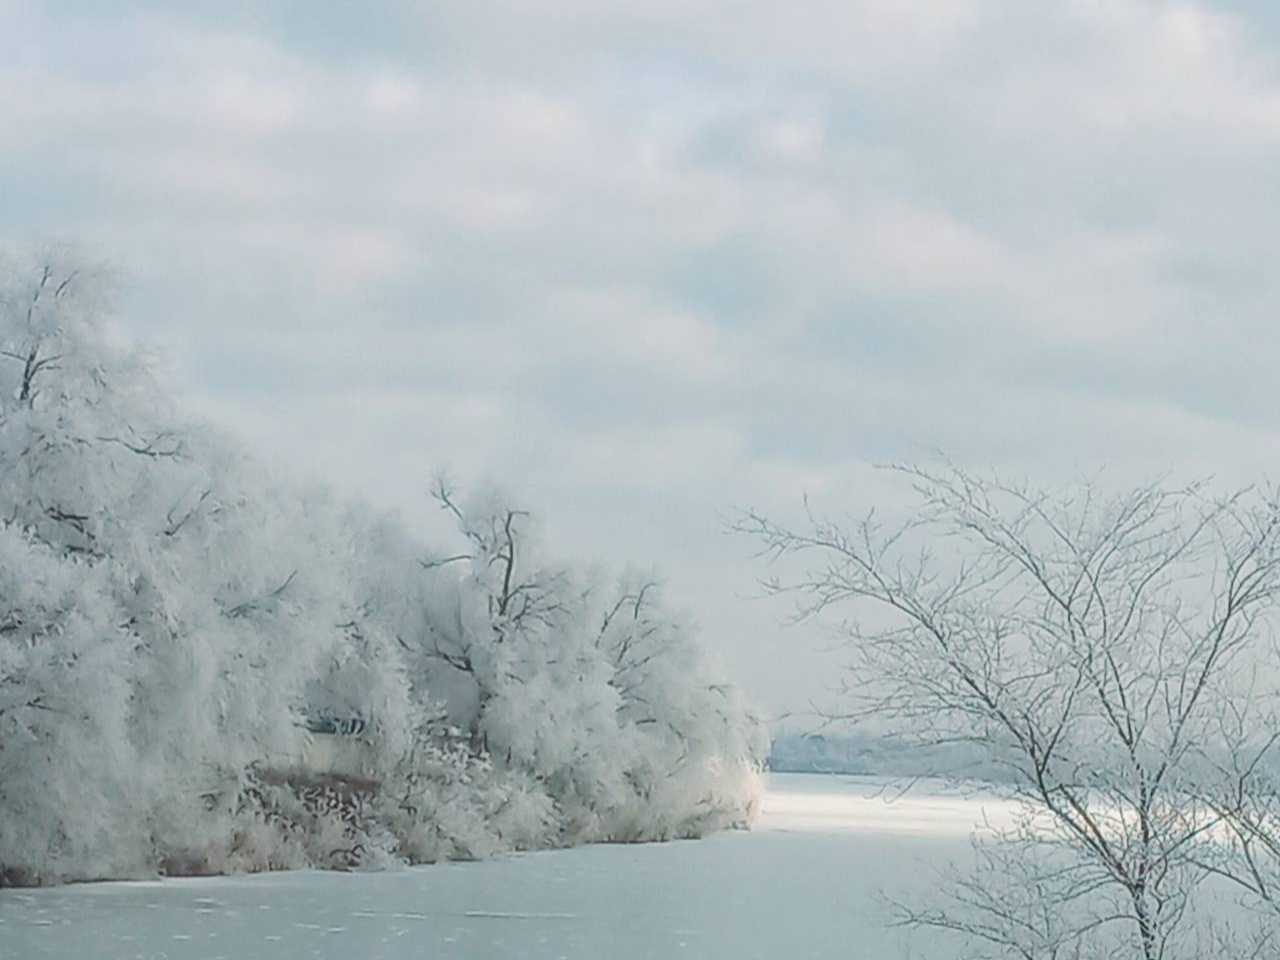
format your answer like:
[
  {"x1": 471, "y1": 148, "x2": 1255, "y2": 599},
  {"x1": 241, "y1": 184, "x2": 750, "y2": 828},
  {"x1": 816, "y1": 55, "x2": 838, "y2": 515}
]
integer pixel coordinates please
[{"x1": 0, "y1": 774, "x2": 1006, "y2": 959}]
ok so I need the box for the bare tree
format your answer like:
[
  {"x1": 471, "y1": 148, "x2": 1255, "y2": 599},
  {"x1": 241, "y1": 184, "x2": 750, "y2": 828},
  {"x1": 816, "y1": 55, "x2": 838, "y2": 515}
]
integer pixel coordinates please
[
  {"x1": 1192, "y1": 710, "x2": 1280, "y2": 928},
  {"x1": 428, "y1": 476, "x2": 571, "y2": 639},
  {"x1": 736, "y1": 465, "x2": 1280, "y2": 959}
]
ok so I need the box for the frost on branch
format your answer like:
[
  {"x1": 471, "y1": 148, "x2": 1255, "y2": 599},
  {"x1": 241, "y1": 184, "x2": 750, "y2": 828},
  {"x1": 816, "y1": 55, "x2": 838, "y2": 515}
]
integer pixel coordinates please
[
  {"x1": 0, "y1": 253, "x2": 764, "y2": 886},
  {"x1": 738, "y1": 465, "x2": 1280, "y2": 960}
]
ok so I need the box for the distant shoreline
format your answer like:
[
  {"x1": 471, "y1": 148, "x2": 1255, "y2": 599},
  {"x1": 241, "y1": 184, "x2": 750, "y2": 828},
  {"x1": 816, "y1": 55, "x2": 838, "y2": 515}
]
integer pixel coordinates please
[{"x1": 768, "y1": 733, "x2": 1010, "y2": 782}]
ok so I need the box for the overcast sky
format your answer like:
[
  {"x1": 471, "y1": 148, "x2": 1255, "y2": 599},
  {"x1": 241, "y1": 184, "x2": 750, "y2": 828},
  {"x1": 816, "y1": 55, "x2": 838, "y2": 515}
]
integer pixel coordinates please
[{"x1": 5, "y1": 1, "x2": 1280, "y2": 718}]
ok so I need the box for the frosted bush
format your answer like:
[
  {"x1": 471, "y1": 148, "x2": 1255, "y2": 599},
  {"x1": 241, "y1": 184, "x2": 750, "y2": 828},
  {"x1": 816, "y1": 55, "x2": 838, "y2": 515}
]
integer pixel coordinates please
[{"x1": 0, "y1": 252, "x2": 764, "y2": 886}]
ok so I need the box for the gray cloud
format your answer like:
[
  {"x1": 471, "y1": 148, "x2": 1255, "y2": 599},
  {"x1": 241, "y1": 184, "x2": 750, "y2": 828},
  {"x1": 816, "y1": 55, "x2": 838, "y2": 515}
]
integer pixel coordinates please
[{"x1": 4, "y1": 0, "x2": 1280, "y2": 714}]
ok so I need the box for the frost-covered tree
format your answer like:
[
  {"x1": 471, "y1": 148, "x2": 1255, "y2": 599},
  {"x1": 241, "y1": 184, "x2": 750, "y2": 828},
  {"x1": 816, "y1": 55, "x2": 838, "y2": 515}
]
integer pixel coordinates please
[
  {"x1": 397, "y1": 478, "x2": 766, "y2": 846},
  {"x1": 0, "y1": 251, "x2": 333, "y2": 878},
  {"x1": 0, "y1": 251, "x2": 763, "y2": 885},
  {"x1": 738, "y1": 465, "x2": 1280, "y2": 959}
]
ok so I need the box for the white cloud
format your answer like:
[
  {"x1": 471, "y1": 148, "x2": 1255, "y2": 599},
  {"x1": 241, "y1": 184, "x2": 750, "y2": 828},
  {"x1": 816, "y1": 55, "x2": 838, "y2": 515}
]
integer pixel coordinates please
[{"x1": 6, "y1": 0, "x2": 1280, "y2": 713}]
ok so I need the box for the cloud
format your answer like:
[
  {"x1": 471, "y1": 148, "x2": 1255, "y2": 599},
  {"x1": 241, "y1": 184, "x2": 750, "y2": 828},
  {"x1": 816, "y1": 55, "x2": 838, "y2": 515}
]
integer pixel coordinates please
[{"x1": 4, "y1": 0, "x2": 1280, "y2": 714}]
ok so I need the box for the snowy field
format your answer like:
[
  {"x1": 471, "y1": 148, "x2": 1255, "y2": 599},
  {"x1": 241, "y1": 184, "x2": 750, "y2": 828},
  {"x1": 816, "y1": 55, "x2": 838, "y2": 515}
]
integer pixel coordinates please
[{"x1": 0, "y1": 774, "x2": 1018, "y2": 960}]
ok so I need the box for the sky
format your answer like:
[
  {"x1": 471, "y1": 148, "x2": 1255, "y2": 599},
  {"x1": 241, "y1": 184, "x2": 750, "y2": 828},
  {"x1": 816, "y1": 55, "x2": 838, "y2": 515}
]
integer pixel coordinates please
[{"x1": 4, "y1": 1, "x2": 1280, "y2": 719}]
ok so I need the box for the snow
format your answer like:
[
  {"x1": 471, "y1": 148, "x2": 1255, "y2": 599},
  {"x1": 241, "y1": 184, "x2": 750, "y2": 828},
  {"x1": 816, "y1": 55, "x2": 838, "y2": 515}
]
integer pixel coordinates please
[{"x1": 0, "y1": 774, "x2": 1007, "y2": 959}]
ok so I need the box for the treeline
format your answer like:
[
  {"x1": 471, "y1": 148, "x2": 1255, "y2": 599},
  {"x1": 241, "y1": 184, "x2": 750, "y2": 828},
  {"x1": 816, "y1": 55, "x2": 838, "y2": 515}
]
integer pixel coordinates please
[
  {"x1": 768, "y1": 733, "x2": 1007, "y2": 781},
  {"x1": 0, "y1": 252, "x2": 765, "y2": 886}
]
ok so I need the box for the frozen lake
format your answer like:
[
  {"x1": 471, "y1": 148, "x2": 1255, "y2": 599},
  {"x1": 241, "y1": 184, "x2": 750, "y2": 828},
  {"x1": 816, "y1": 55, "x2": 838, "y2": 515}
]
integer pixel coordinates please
[{"x1": 0, "y1": 774, "x2": 1017, "y2": 959}]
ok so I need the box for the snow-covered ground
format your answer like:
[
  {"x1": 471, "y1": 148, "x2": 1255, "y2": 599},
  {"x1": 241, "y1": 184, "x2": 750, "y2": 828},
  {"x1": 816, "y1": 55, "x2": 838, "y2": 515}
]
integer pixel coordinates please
[{"x1": 0, "y1": 774, "x2": 1015, "y2": 960}]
